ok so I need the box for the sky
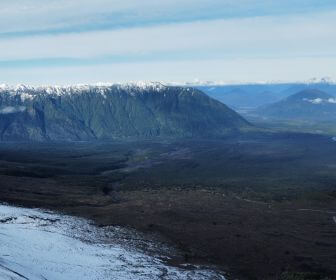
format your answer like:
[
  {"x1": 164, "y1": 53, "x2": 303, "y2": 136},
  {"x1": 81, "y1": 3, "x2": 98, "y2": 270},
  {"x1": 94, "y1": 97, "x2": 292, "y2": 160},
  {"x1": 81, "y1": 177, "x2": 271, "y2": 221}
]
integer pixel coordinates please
[{"x1": 0, "y1": 0, "x2": 336, "y2": 85}]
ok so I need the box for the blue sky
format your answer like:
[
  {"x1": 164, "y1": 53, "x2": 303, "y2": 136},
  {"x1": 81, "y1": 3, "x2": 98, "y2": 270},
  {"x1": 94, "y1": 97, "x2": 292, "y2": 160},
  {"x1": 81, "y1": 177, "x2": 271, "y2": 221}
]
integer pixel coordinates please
[{"x1": 1, "y1": 0, "x2": 336, "y2": 85}]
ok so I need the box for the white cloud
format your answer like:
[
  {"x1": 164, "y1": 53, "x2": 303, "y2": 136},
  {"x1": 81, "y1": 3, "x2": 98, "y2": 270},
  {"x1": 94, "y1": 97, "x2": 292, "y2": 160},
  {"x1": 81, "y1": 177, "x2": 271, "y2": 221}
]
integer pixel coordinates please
[
  {"x1": 0, "y1": 106, "x2": 26, "y2": 114},
  {"x1": 0, "y1": 0, "x2": 225, "y2": 33},
  {"x1": 1, "y1": 56, "x2": 336, "y2": 85},
  {"x1": 0, "y1": 0, "x2": 333, "y2": 37},
  {"x1": 0, "y1": 10, "x2": 335, "y2": 62},
  {"x1": 304, "y1": 98, "x2": 323, "y2": 104},
  {"x1": 304, "y1": 98, "x2": 336, "y2": 104},
  {"x1": 0, "y1": 2, "x2": 335, "y2": 83}
]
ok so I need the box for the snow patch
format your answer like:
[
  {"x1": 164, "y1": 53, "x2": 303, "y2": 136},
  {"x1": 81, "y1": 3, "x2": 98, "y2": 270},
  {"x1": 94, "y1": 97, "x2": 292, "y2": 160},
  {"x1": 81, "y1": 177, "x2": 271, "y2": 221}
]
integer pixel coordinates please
[
  {"x1": 20, "y1": 92, "x2": 34, "y2": 101},
  {"x1": 0, "y1": 204, "x2": 225, "y2": 280}
]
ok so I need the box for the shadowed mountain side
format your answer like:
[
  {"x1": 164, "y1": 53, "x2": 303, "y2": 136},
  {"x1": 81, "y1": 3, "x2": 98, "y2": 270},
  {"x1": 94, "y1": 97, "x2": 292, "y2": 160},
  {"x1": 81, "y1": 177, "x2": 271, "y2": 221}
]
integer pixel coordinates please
[{"x1": 0, "y1": 83, "x2": 251, "y2": 141}]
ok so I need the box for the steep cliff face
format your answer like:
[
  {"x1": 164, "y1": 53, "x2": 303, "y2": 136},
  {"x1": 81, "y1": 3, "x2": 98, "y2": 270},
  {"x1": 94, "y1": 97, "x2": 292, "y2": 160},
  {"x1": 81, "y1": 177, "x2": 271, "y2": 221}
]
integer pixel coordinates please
[{"x1": 0, "y1": 83, "x2": 250, "y2": 141}]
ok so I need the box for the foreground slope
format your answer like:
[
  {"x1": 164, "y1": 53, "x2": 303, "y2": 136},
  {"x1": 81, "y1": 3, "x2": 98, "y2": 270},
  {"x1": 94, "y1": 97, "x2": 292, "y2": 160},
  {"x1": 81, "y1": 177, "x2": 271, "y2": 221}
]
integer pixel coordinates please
[
  {"x1": 0, "y1": 204, "x2": 225, "y2": 280},
  {"x1": 0, "y1": 83, "x2": 250, "y2": 141}
]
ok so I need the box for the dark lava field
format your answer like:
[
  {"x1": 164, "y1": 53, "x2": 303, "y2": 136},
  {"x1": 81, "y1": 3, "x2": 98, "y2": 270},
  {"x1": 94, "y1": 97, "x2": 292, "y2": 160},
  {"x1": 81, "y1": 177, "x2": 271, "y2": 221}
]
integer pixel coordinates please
[{"x1": 1, "y1": 132, "x2": 336, "y2": 279}]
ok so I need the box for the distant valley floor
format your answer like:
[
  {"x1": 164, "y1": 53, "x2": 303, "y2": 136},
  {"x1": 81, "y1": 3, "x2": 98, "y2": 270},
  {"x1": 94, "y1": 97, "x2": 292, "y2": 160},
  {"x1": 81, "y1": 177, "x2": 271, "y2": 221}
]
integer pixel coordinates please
[{"x1": 0, "y1": 134, "x2": 336, "y2": 279}]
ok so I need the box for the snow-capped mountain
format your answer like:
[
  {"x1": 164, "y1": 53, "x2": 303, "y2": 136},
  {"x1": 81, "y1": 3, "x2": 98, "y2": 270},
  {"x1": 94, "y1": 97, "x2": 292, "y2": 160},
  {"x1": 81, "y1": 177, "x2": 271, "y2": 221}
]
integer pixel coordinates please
[
  {"x1": 0, "y1": 82, "x2": 167, "y2": 97},
  {"x1": 305, "y1": 77, "x2": 336, "y2": 85},
  {"x1": 0, "y1": 83, "x2": 250, "y2": 141},
  {"x1": 165, "y1": 77, "x2": 336, "y2": 87}
]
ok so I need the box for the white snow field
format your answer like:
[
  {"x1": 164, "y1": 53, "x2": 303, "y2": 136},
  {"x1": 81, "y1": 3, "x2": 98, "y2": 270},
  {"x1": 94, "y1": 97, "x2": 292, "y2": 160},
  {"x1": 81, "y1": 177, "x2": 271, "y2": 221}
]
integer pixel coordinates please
[{"x1": 0, "y1": 204, "x2": 225, "y2": 280}]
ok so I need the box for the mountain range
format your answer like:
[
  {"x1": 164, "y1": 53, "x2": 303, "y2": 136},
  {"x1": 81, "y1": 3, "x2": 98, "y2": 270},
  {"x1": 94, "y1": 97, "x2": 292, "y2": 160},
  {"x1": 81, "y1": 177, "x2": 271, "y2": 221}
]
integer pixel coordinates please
[
  {"x1": 0, "y1": 83, "x2": 250, "y2": 141},
  {"x1": 198, "y1": 81, "x2": 336, "y2": 109},
  {"x1": 254, "y1": 89, "x2": 336, "y2": 121}
]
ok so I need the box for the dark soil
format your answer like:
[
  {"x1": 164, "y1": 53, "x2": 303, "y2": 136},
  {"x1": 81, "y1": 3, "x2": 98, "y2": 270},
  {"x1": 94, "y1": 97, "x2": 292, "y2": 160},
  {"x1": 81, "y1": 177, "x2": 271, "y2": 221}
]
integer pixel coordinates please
[{"x1": 0, "y1": 136, "x2": 336, "y2": 279}]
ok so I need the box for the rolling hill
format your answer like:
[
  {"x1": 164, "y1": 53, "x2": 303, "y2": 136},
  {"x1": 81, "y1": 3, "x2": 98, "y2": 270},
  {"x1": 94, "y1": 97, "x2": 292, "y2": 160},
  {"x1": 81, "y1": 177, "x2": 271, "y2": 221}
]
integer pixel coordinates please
[{"x1": 254, "y1": 89, "x2": 336, "y2": 121}]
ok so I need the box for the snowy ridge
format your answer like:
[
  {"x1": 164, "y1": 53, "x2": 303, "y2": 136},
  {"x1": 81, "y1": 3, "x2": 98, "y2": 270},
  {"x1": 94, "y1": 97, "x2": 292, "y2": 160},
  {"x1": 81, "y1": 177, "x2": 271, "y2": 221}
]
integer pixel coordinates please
[
  {"x1": 0, "y1": 82, "x2": 168, "y2": 97},
  {"x1": 0, "y1": 81, "x2": 192, "y2": 101},
  {"x1": 1, "y1": 77, "x2": 336, "y2": 93}
]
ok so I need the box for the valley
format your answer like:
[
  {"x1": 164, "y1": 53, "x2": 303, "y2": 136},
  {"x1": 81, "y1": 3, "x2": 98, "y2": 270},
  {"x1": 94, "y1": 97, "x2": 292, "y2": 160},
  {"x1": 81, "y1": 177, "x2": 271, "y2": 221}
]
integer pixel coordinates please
[
  {"x1": 2, "y1": 1, "x2": 336, "y2": 279},
  {"x1": 0, "y1": 133, "x2": 336, "y2": 279},
  {"x1": 1, "y1": 83, "x2": 336, "y2": 279}
]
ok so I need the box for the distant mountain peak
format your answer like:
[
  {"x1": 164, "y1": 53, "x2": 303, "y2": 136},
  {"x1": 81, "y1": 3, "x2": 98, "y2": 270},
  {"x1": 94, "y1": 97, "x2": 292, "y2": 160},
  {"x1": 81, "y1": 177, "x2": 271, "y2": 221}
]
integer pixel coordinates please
[
  {"x1": 257, "y1": 88, "x2": 336, "y2": 121},
  {"x1": 288, "y1": 89, "x2": 333, "y2": 100},
  {"x1": 296, "y1": 89, "x2": 336, "y2": 105},
  {"x1": 305, "y1": 77, "x2": 336, "y2": 84}
]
